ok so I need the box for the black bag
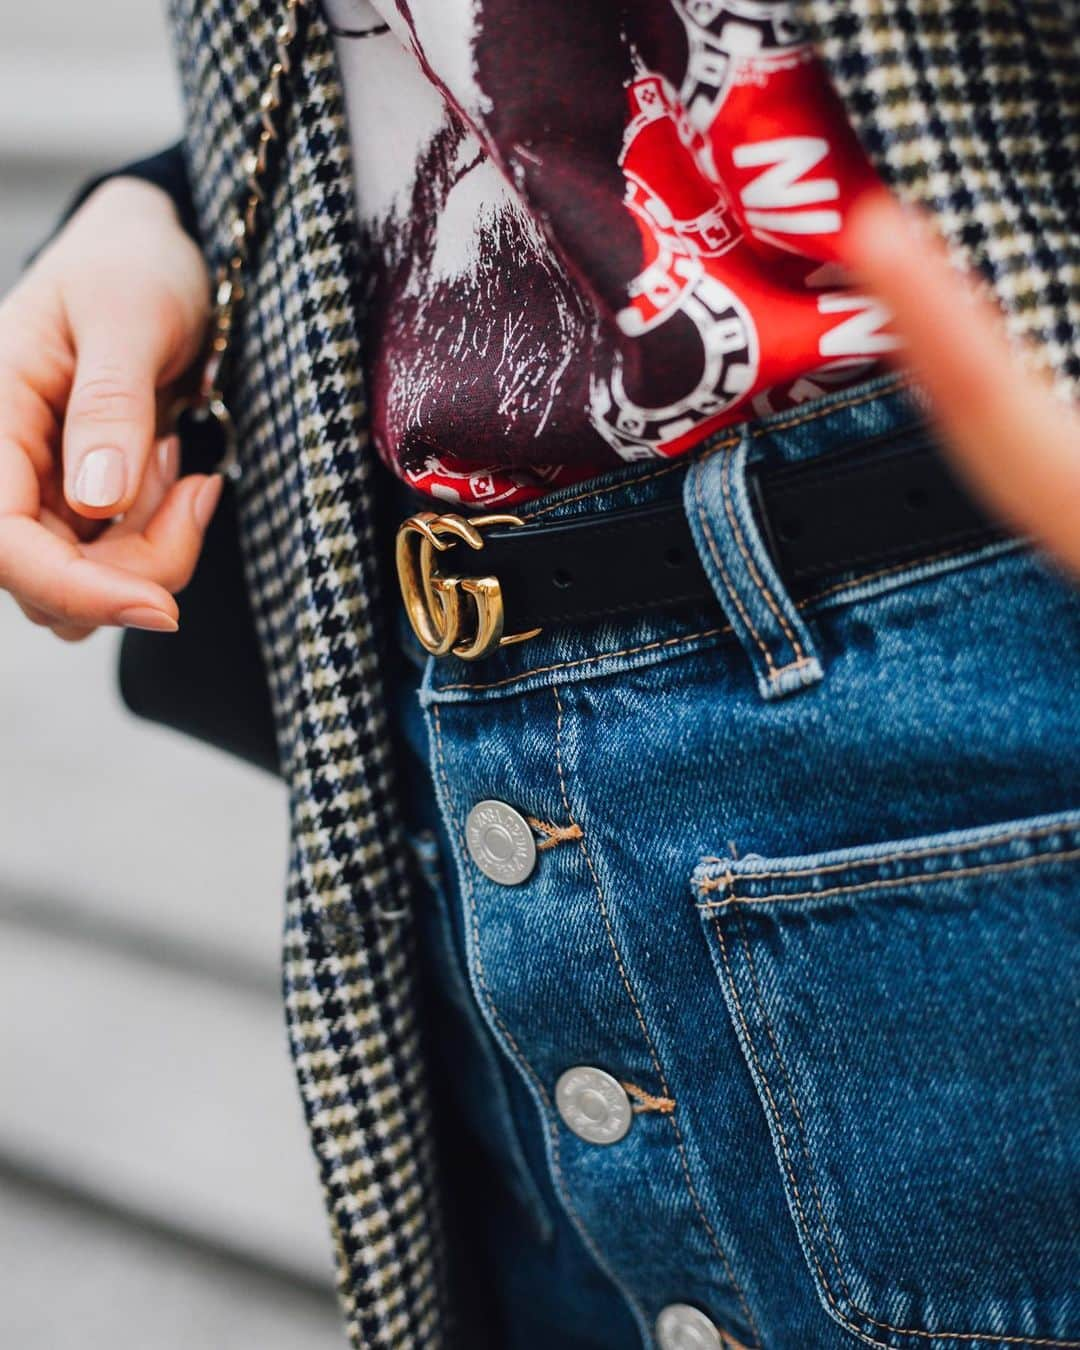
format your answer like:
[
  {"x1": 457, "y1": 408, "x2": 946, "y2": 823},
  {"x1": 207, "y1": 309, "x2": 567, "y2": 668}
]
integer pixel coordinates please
[
  {"x1": 117, "y1": 413, "x2": 280, "y2": 776},
  {"x1": 116, "y1": 4, "x2": 313, "y2": 779}
]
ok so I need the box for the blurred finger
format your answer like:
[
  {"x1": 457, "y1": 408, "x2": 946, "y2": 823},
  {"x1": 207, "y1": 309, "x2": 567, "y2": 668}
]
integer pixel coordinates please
[
  {"x1": 111, "y1": 433, "x2": 181, "y2": 537},
  {"x1": 846, "y1": 195, "x2": 1080, "y2": 576}
]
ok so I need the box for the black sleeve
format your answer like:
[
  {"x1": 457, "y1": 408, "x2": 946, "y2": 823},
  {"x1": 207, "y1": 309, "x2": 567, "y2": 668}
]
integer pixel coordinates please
[
  {"x1": 32, "y1": 142, "x2": 200, "y2": 264},
  {"x1": 103, "y1": 143, "x2": 200, "y2": 241}
]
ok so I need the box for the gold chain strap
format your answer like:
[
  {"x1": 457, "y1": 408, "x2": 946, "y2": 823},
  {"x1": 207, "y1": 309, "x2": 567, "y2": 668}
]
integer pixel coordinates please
[{"x1": 183, "y1": 0, "x2": 312, "y2": 477}]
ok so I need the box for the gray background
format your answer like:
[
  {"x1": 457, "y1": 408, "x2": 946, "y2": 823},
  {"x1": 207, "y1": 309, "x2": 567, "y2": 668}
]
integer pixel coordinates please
[{"x1": 1, "y1": 4, "x2": 343, "y2": 1344}]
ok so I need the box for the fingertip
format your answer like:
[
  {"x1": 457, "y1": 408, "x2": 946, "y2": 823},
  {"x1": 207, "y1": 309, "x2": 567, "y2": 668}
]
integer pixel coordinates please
[
  {"x1": 845, "y1": 186, "x2": 898, "y2": 234},
  {"x1": 192, "y1": 473, "x2": 225, "y2": 532},
  {"x1": 68, "y1": 555, "x2": 179, "y2": 624},
  {"x1": 116, "y1": 604, "x2": 179, "y2": 633},
  {"x1": 145, "y1": 582, "x2": 179, "y2": 623},
  {"x1": 844, "y1": 192, "x2": 931, "y2": 283},
  {"x1": 156, "y1": 434, "x2": 181, "y2": 485}
]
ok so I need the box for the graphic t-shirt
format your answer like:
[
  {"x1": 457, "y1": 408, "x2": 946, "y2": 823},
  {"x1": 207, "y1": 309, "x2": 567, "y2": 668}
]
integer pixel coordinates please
[{"x1": 325, "y1": 0, "x2": 898, "y2": 507}]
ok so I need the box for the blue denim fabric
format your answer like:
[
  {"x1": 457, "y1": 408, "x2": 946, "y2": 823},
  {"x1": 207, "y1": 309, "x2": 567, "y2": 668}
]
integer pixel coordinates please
[{"x1": 391, "y1": 374, "x2": 1080, "y2": 1350}]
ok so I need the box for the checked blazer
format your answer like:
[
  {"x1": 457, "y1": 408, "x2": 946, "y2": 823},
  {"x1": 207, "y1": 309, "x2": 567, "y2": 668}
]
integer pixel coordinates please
[{"x1": 162, "y1": 1, "x2": 1079, "y2": 1346}]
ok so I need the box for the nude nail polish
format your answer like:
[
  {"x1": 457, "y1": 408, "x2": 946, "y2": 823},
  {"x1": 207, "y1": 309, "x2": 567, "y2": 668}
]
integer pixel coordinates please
[
  {"x1": 117, "y1": 607, "x2": 179, "y2": 633},
  {"x1": 74, "y1": 448, "x2": 126, "y2": 508},
  {"x1": 157, "y1": 435, "x2": 181, "y2": 482},
  {"x1": 193, "y1": 474, "x2": 225, "y2": 530}
]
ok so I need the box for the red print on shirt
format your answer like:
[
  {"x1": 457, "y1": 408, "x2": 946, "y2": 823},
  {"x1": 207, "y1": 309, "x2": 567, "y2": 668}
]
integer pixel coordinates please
[{"x1": 352, "y1": 1, "x2": 897, "y2": 506}]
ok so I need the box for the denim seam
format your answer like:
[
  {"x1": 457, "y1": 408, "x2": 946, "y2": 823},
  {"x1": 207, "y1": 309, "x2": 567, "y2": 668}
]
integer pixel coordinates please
[
  {"x1": 697, "y1": 848, "x2": 1080, "y2": 909},
  {"x1": 719, "y1": 442, "x2": 807, "y2": 666},
  {"x1": 738, "y1": 911, "x2": 854, "y2": 1307},
  {"x1": 405, "y1": 830, "x2": 552, "y2": 1234},
  {"x1": 518, "y1": 377, "x2": 914, "y2": 526},
  {"x1": 748, "y1": 376, "x2": 911, "y2": 439},
  {"x1": 693, "y1": 452, "x2": 779, "y2": 675},
  {"x1": 429, "y1": 705, "x2": 650, "y2": 1335},
  {"x1": 713, "y1": 909, "x2": 1080, "y2": 1349},
  {"x1": 697, "y1": 819, "x2": 1080, "y2": 887},
  {"x1": 433, "y1": 538, "x2": 995, "y2": 695},
  {"x1": 437, "y1": 625, "x2": 731, "y2": 693},
  {"x1": 520, "y1": 458, "x2": 691, "y2": 521},
  {"x1": 553, "y1": 686, "x2": 763, "y2": 1348},
  {"x1": 552, "y1": 685, "x2": 671, "y2": 1087},
  {"x1": 710, "y1": 915, "x2": 849, "y2": 1325}
]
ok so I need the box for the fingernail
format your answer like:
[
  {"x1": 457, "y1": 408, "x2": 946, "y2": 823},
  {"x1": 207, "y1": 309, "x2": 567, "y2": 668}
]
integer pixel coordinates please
[
  {"x1": 157, "y1": 435, "x2": 181, "y2": 482},
  {"x1": 193, "y1": 474, "x2": 225, "y2": 530},
  {"x1": 117, "y1": 606, "x2": 179, "y2": 633},
  {"x1": 74, "y1": 448, "x2": 126, "y2": 508}
]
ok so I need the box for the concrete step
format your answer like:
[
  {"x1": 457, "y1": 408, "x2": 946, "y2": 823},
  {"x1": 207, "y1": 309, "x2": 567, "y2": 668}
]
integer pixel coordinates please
[
  {"x1": 0, "y1": 1168, "x2": 343, "y2": 1349},
  {"x1": 0, "y1": 920, "x2": 335, "y2": 1286},
  {"x1": 1, "y1": 601, "x2": 290, "y2": 977}
]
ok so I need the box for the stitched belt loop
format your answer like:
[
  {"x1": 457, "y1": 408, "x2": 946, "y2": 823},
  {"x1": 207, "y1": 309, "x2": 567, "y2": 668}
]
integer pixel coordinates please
[{"x1": 683, "y1": 432, "x2": 824, "y2": 701}]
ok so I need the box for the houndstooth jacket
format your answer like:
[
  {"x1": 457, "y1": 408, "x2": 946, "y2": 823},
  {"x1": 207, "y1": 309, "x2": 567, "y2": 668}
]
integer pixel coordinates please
[{"x1": 164, "y1": 2, "x2": 1079, "y2": 1345}]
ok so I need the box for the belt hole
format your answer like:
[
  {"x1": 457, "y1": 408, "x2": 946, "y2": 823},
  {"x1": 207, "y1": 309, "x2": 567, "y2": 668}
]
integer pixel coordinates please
[
  {"x1": 663, "y1": 546, "x2": 686, "y2": 568},
  {"x1": 552, "y1": 568, "x2": 575, "y2": 589},
  {"x1": 905, "y1": 485, "x2": 930, "y2": 511},
  {"x1": 777, "y1": 516, "x2": 804, "y2": 543}
]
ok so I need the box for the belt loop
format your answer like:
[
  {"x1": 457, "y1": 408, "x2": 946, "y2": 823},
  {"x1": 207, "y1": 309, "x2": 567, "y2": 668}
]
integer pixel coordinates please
[{"x1": 683, "y1": 433, "x2": 824, "y2": 700}]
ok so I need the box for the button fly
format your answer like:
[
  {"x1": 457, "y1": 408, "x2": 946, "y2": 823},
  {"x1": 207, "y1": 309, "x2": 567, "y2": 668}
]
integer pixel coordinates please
[
  {"x1": 656, "y1": 1304, "x2": 724, "y2": 1350},
  {"x1": 465, "y1": 800, "x2": 537, "y2": 885},
  {"x1": 555, "y1": 1067, "x2": 632, "y2": 1145}
]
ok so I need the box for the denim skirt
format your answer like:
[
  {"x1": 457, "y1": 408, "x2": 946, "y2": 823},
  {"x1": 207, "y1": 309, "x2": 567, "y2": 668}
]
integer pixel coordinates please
[{"x1": 389, "y1": 374, "x2": 1080, "y2": 1350}]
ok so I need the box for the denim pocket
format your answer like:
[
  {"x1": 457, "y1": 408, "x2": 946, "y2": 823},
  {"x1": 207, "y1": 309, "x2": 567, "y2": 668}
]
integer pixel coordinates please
[{"x1": 692, "y1": 812, "x2": 1080, "y2": 1350}]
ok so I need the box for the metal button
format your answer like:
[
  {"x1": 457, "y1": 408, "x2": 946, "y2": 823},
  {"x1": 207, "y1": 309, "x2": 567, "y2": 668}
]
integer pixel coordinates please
[
  {"x1": 465, "y1": 800, "x2": 537, "y2": 885},
  {"x1": 656, "y1": 1304, "x2": 724, "y2": 1350},
  {"x1": 555, "y1": 1066, "x2": 633, "y2": 1145}
]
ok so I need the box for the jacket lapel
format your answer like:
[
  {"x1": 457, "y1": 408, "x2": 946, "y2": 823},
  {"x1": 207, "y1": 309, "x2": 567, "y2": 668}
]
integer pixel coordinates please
[
  {"x1": 795, "y1": 0, "x2": 1080, "y2": 395},
  {"x1": 167, "y1": 2, "x2": 447, "y2": 1346}
]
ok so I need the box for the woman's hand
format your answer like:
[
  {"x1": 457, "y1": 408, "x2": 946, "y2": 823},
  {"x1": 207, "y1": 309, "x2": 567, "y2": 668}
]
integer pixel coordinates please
[
  {"x1": 848, "y1": 194, "x2": 1080, "y2": 578},
  {"x1": 0, "y1": 176, "x2": 218, "y2": 640}
]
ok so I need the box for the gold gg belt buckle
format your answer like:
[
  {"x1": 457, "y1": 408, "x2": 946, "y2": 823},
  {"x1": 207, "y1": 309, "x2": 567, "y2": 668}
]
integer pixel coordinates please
[{"x1": 396, "y1": 512, "x2": 542, "y2": 661}]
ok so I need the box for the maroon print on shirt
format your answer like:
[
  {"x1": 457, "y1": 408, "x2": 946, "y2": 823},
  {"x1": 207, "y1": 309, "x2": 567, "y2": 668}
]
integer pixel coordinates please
[{"x1": 325, "y1": 0, "x2": 899, "y2": 506}]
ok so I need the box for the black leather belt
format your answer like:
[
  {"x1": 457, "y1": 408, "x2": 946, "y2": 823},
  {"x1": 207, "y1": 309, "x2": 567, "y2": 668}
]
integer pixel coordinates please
[{"x1": 395, "y1": 436, "x2": 1005, "y2": 661}]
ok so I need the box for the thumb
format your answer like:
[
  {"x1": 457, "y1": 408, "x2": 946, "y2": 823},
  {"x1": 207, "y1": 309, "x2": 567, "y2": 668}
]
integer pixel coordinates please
[{"x1": 62, "y1": 293, "x2": 197, "y2": 520}]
